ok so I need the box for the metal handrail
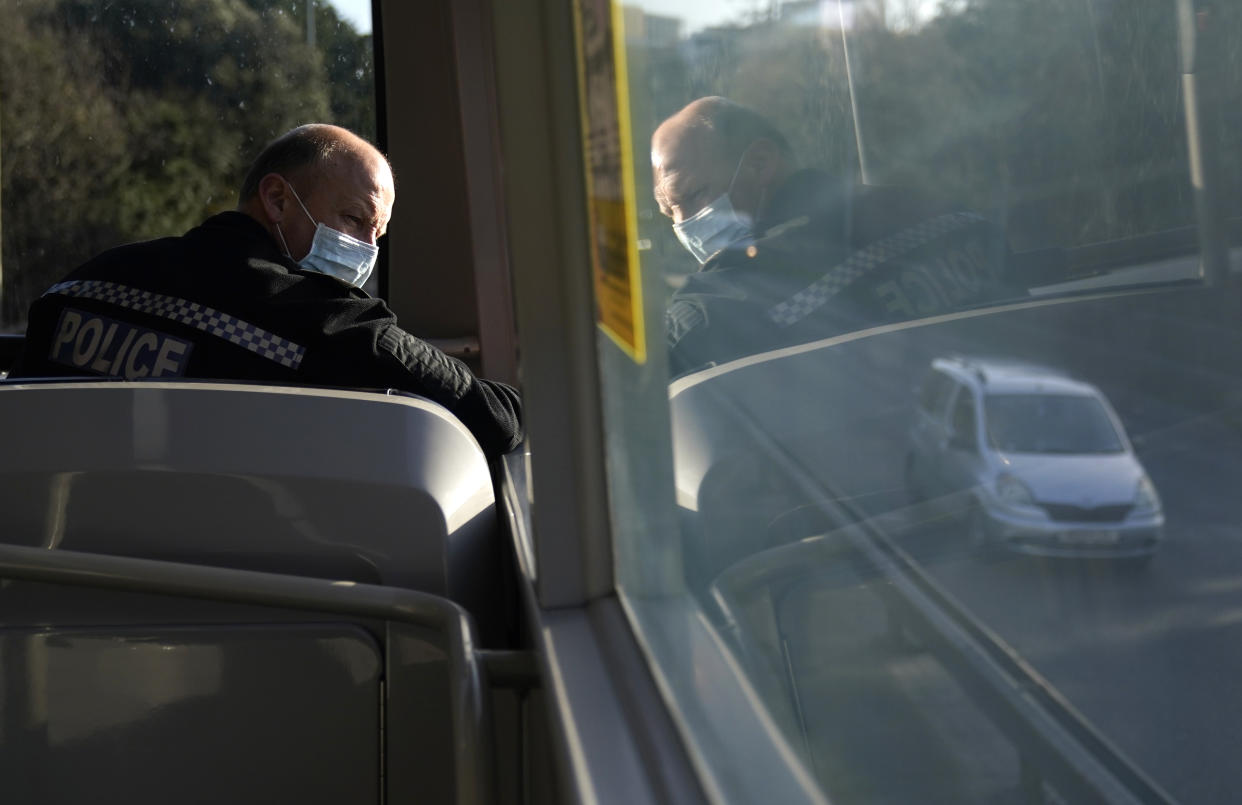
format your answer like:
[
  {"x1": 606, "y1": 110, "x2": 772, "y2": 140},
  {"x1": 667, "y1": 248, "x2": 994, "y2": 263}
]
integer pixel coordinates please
[
  {"x1": 0, "y1": 333, "x2": 23, "y2": 372},
  {"x1": 710, "y1": 522, "x2": 1176, "y2": 804},
  {"x1": 0, "y1": 543, "x2": 495, "y2": 805}
]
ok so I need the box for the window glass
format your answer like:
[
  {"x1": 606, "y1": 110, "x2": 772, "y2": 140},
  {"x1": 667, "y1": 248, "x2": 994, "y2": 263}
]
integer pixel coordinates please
[
  {"x1": 0, "y1": 0, "x2": 375, "y2": 331},
  {"x1": 949, "y1": 389, "x2": 976, "y2": 448},
  {"x1": 985, "y1": 393, "x2": 1124, "y2": 454},
  {"x1": 918, "y1": 370, "x2": 952, "y2": 415},
  {"x1": 586, "y1": 0, "x2": 1242, "y2": 801}
]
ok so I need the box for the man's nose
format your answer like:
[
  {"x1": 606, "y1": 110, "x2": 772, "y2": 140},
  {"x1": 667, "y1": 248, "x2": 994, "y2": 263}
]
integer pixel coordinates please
[{"x1": 352, "y1": 227, "x2": 378, "y2": 246}]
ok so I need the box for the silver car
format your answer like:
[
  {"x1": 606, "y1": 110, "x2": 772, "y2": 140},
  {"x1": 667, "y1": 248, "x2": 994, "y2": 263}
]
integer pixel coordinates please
[{"x1": 905, "y1": 357, "x2": 1164, "y2": 559}]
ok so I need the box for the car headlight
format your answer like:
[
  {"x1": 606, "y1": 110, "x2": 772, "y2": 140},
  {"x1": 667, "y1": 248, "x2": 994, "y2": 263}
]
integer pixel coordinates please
[
  {"x1": 995, "y1": 473, "x2": 1036, "y2": 508},
  {"x1": 1134, "y1": 475, "x2": 1161, "y2": 515}
]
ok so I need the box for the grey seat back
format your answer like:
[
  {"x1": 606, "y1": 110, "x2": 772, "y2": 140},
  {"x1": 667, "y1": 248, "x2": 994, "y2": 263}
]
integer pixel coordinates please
[
  {"x1": 0, "y1": 381, "x2": 500, "y2": 618},
  {"x1": 1, "y1": 622, "x2": 385, "y2": 804},
  {"x1": 0, "y1": 547, "x2": 489, "y2": 805}
]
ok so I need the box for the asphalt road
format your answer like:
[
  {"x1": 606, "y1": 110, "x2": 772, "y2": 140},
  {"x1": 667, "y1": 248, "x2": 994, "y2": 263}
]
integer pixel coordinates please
[
  {"x1": 689, "y1": 286, "x2": 1242, "y2": 802},
  {"x1": 886, "y1": 405, "x2": 1242, "y2": 804}
]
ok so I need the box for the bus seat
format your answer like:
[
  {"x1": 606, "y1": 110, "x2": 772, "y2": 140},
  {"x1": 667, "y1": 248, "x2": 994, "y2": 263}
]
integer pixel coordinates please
[
  {"x1": 0, "y1": 622, "x2": 386, "y2": 803},
  {"x1": 0, "y1": 549, "x2": 483, "y2": 805},
  {"x1": 0, "y1": 333, "x2": 22, "y2": 376},
  {"x1": 0, "y1": 381, "x2": 501, "y2": 627}
]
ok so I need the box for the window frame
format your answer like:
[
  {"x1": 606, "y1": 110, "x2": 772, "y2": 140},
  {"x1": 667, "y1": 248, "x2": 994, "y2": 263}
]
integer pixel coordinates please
[{"x1": 488, "y1": 0, "x2": 828, "y2": 801}]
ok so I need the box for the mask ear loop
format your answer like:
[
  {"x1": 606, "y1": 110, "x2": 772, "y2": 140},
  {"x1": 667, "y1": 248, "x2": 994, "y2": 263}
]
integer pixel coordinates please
[
  {"x1": 284, "y1": 180, "x2": 318, "y2": 226},
  {"x1": 274, "y1": 177, "x2": 318, "y2": 261},
  {"x1": 727, "y1": 142, "x2": 764, "y2": 222},
  {"x1": 275, "y1": 223, "x2": 293, "y2": 259},
  {"x1": 726, "y1": 145, "x2": 750, "y2": 197}
]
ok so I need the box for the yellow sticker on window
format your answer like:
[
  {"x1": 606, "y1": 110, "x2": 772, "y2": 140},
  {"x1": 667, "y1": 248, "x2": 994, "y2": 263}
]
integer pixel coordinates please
[{"x1": 573, "y1": 0, "x2": 646, "y2": 363}]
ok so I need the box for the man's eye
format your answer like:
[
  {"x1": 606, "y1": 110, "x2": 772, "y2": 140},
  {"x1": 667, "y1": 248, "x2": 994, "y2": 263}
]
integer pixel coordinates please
[{"x1": 673, "y1": 192, "x2": 700, "y2": 213}]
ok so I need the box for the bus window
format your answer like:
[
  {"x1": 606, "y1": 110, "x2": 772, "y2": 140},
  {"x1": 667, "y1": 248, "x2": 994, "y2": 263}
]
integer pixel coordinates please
[
  {"x1": 0, "y1": 0, "x2": 376, "y2": 332},
  {"x1": 581, "y1": 0, "x2": 1242, "y2": 801}
]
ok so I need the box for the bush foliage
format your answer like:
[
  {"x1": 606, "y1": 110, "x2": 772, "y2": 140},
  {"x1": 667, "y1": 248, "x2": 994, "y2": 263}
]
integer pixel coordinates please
[{"x1": 0, "y1": 0, "x2": 373, "y2": 328}]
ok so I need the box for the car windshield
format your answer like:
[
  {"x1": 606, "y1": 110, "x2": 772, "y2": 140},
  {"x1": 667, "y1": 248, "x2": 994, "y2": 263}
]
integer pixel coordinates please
[{"x1": 985, "y1": 393, "x2": 1125, "y2": 454}]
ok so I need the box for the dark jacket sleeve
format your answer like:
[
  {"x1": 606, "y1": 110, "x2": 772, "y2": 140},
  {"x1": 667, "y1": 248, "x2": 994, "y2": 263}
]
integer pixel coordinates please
[
  {"x1": 664, "y1": 265, "x2": 791, "y2": 377},
  {"x1": 375, "y1": 324, "x2": 524, "y2": 456},
  {"x1": 260, "y1": 271, "x2": 525, "y2": 457}
]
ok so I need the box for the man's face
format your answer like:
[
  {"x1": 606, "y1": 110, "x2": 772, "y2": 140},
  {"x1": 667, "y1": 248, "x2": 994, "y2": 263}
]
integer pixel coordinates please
[
  {"x1": 280, "y1": 150, "x2": 395, "y2": 261},
  {"x1": 652, "y1": 127, "x2": 734, "y2": 226}
]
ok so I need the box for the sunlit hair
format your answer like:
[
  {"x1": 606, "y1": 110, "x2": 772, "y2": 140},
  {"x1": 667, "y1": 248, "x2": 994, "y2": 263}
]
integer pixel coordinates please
[
  {"x1": 683, "y1": 96, "x2": 794, "y2": 165},
  {"x1": 237, "y1": 124, "x2": 391, "y2": 205}
]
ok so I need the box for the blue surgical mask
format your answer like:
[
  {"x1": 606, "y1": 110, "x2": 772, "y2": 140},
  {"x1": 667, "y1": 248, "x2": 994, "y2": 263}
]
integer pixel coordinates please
[
  {"x1": 276, "y1": 181, "x2": 379, "y2": 288},
  {"x1": 672, "y1": 152, "x2": 754, "y2": 264}
]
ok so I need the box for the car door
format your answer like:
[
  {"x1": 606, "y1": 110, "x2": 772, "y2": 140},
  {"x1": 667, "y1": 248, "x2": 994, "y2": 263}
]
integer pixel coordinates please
[{"x1": 942, "y1": 384, "x2": 986, "y2": 496}]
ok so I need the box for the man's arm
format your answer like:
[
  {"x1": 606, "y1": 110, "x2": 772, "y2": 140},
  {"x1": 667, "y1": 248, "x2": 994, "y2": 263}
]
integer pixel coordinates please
[
  {"x1": 666, "y1": 296, "x2": 712, "y2": 377},
  {"x1": 450, "y1": 375, "x2": 524, "y2": 456},
  {"x1": 664, "y1": 268, "x2": 779, "y2": 377},
  {"x1": 259, "y1": 272, "x2": 523, "y2": 456},
  {"x1": 373, "y1": 324, "x2": 524, "y2": 456}
]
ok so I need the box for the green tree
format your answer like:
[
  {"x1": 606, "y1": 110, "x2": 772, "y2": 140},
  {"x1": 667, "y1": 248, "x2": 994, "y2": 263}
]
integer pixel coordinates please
[
  {"x1": 0, "y1": 0, "x2": 130, "y2": 325},
  {"x1": 635, "y1": 0, "x2": 1219, "y2": 255},
  {"x1": 1, "y1": 0, "x2": 376, "y2": 330}
]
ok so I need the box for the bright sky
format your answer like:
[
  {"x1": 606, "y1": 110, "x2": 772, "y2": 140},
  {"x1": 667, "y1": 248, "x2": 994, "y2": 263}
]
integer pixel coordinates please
[
  {"x1": 324, "y1": 0, "x2": 755, "y2": 36},
  {"x1": 628, "y1": 0, "x2": 944, "y2": 35},
  {"x1": 324, "y1": 1, "x2": 941, "y2": 40},
  {"x1": 629, "y1": 0, "x2": 758, "y2": 33},
  {"x1": 326, "y1": 0, "x2": 372, "y2": 34},
  {"x1": 330, "y1": 0, "x2": 753, "y2": 38}
]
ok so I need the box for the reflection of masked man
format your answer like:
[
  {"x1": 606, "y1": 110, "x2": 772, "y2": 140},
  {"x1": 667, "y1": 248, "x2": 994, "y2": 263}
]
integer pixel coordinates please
[{"x1": 653, "y1": 97, "x2": 1019, "y2": 377}]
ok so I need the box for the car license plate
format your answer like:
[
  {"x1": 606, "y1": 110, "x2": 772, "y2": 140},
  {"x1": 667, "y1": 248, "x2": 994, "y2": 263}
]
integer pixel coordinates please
[{"x1": 1062, "y1": 530, "x2": 1120, "y2": 545}]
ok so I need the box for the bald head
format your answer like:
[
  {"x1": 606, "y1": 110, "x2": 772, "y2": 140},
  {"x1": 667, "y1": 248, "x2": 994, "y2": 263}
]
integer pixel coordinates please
[
  {"x1": 651, "y1": 97, "x2": 733, "y2": 173},
  {"x1": 652, "y1": 97, "x2": 792, "y2": 226},
  {"x1": 238, "y1": 124, "x2": 391, "y2": 205},
  {"x1": 240, "y1": 124, "x2": 395, "y2": 265}
]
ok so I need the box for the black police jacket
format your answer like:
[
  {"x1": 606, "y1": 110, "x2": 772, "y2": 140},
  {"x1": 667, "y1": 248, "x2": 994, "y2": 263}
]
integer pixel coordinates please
[
  {"x1": 665, "y1": 170, "x2": 1020, "y2": 376},
  {"x1": 12, "y1": 211, "x2": 523, "y2": 456}
]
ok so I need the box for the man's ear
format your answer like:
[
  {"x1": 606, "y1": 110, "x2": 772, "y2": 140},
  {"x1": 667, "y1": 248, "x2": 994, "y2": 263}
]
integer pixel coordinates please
[{"x1": 256, "y1": 173, "x2": 288, "y2": 224}]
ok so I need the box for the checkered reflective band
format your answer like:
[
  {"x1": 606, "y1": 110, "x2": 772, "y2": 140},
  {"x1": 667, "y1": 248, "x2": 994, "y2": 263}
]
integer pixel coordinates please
[
  {"x1": 45, "y1": 280, "x2": 306, "y2": 370},
  {"x1": 766, "y1": 212, "x2": 983, "y2": 327},
  {"x1": 666, "y1": 298, "x2": 708, "y2": 347}
]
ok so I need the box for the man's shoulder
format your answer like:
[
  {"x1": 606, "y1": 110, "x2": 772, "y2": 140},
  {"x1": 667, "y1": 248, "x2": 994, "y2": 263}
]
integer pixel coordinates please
[
  {"x1": 52, "y1": 239, "x2": 178, "y2": 291},
  {"x1": 90, "y1": 231, "x2": 184, "y2": 261},
  {"x1": 67, "y1": 212, "x2": 246, "y2": 266},
  {"x1": 761, "y1": 169, "x2": 844, "y2": 227},
  {"x1": 666, "y1": 262, "x2": 793, "y2": 365},
  {"x1": 674, "y1": 262, "x2": 754, "y2": 299}
]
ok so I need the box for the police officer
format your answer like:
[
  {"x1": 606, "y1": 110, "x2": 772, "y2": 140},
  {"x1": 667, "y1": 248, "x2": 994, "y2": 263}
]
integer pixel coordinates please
[
  {"x1": 653, "y1": 97, "x2": 1018, "y2": 376},
  {"x1": 12, "y1": 124, "x2": 522, "y2": 456}
]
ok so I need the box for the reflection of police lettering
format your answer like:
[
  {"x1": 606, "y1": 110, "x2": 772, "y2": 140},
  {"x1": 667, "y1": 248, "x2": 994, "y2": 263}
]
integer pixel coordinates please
[
  {"x1": 874, "y1": 241, "x2": 988, "y2": 317},
  {"x1": 938, "y1": 242, "x2": 988, "y2": 297},
  {"x1": 50, "y1": 309, "x2": 191, "y2": 379}
]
